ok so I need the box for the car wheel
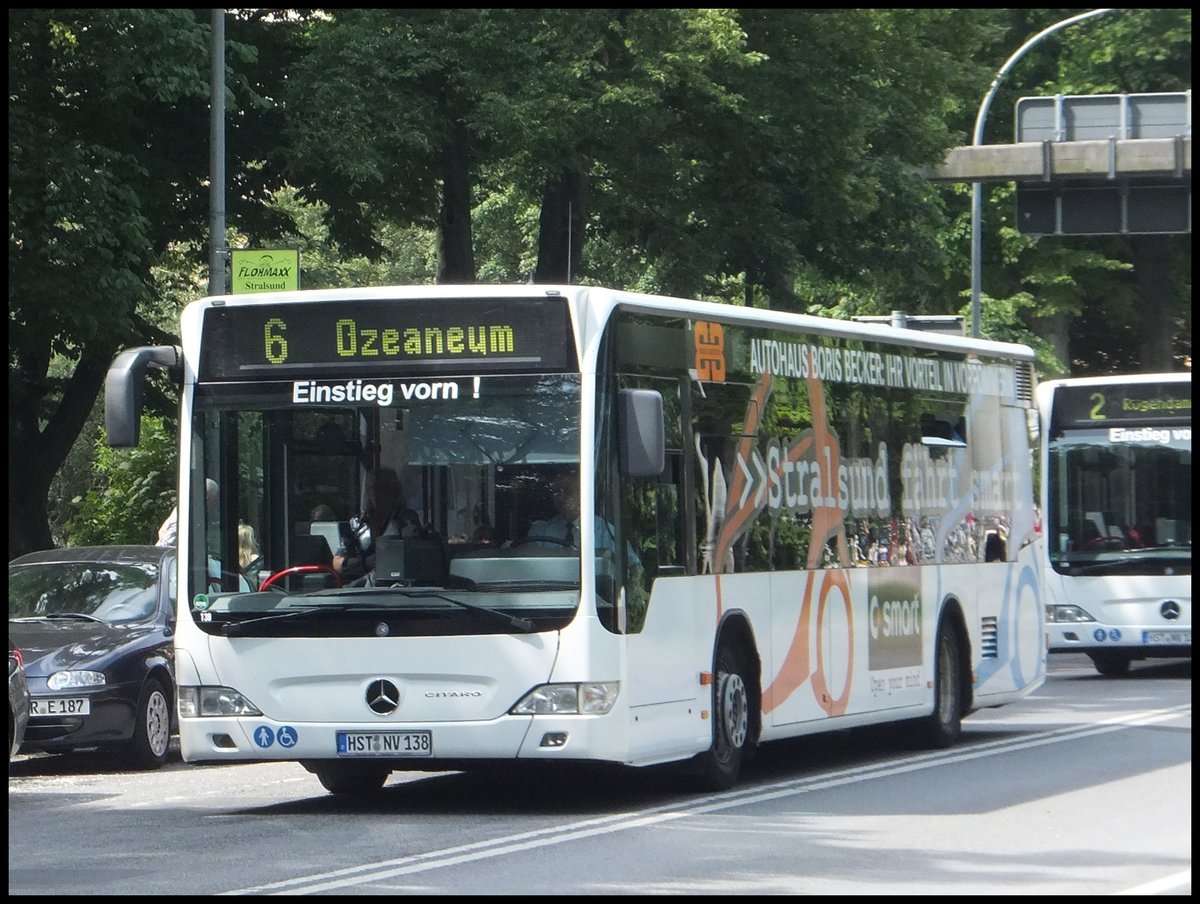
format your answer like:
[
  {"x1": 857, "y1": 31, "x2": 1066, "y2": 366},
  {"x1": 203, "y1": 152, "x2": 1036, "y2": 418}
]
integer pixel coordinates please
[
  {"x1": 1089, "y1": 651, "x2": 1132, "y2": 678},
  {"x1": 694, "y1": 643, "x2": 750, "y2": 791},
  {"x1": 127, "y1": 677, "x2": 172, "y2": 769},
  {"x1": 917, "y1": 617, "x2": 963, "y2": 748},
  {"x1": 315, "y1": 763, "x2": 390, "y2": 795}
]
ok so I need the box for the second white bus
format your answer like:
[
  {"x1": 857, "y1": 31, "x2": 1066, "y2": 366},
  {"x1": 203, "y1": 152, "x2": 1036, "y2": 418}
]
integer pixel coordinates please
[{"x1": 1038, "y1": 373, "x2": 1191, "y2": 676}]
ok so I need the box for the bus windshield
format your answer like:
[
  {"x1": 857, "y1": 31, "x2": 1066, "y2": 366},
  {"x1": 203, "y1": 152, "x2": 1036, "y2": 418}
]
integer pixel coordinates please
[
  {"x1": 188, "y1": 373, "x2": 590, "y2": 634},
  {"x1": 1045, "y1": 427, "x2": 1191, "y2": 575}
]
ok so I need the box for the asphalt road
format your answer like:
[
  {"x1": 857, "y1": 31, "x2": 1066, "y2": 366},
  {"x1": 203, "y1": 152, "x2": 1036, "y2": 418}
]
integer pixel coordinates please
[{"x1": 8, "y1": 653, "x2": 1191, "y2": 895}]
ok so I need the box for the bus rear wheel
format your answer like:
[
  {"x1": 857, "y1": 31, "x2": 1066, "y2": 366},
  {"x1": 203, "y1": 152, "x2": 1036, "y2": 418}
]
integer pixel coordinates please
[
  {"x1": 918, "y1": 618, "x2": 963, "y2": 749},
  {"x1": 1089, "y1": 651, "x2": 1132, "y2": 678},
  {"x1": 694, "y1": 644, "x2": 750, "y2": 791},
  {"x1": 315, "y1": 763, "x2": 390, "y2": 795}
]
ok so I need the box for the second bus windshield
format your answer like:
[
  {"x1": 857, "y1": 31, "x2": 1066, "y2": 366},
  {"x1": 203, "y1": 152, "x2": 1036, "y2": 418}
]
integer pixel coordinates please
[{"x1": 1045, "y1": 427, "x2": 1191, "y2": 572}]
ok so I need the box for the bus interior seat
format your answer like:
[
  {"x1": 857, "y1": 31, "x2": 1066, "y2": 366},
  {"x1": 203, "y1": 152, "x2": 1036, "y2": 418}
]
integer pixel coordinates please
[
  {"x1": 308, "y1": 521, "x2": 342, "y2": 558},
  {"x1": 290, "y1": 534, "x2": 333, "y2": 567},
  {"x1": 286, "y1": 534, "x2": 336, "y2": 591}
]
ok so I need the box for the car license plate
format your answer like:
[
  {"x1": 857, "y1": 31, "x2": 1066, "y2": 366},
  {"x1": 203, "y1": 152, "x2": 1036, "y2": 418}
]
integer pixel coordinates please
[
  {"x1": 1143, "y1": 630, "x2": 1190, "y2": 645},
  {"x1": 30, "y1": 697, "x2": 91, "y2": 716},
  {"x1": 336, "y1": 730, "x2": 432, "y2": 757}
]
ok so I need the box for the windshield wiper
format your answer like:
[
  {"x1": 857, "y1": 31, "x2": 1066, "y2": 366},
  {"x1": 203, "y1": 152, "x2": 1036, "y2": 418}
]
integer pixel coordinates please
[
  {"x1": 219, "y1": 603, "x2": 356, "y2": 636},
  {"x1": 419, "y1": 592, "x2": 536, "y2": 633},
  {"x1": 1066, "y1": 556, "x2": 1189, "y2": 577},
  {"x1": 333, "y1": 588, "x2": 536, "y2": 633},
  {"x1": 44, "y1": 612, "x2": 105, "y2": 623},
  {"x1": 220, "y1": 593, "x2": 536, "y2": 634},
  {"x1": 464, "y1": 580, "x2": 579, "y2": 592}
]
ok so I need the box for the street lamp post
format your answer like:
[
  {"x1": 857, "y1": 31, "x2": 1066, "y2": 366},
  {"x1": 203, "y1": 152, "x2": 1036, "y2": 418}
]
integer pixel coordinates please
[
  {"x1": 969, "y1": 8, "x2": 1114, "y2": 338},
  {"x1": 209, "y1": 8, "x2": 227, "y2": 296}
]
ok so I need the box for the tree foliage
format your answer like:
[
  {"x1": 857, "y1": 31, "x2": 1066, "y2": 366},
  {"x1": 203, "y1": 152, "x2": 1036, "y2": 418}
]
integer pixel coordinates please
[
  {"x1": 66, "y1": 419, "x2": 177, "y2": 547},
  {"x1": 8, "y1": 9, "x2": 1191, "y2": 555}
]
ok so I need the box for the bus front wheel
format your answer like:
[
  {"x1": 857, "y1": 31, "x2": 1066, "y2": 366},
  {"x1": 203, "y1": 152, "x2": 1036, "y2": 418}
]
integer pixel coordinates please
[
  {"x1": 315, "y1": 763, "x2": 390, "y2": 795},
  {"x1": 1089, "y1": 651, "x2": 1132, "y2": 678},
  {"x1": 695, "y1": 643, "x2": 750, "y2": 791}
]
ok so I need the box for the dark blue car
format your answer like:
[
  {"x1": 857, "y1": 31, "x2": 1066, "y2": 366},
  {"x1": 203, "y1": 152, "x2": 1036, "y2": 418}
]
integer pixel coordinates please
[{"x1": 8, "y1": 545, "x2": 177, "y2": 768}]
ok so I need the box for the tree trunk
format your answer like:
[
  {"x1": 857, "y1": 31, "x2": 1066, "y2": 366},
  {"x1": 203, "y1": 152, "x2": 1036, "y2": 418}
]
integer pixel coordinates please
[
  {"x1": 1033, "y1": 309, "x2": 1071, "y2": 377},
  {"x1": 435, "y1": 88, "x2": 475, "y2": 284},
  {"x1": 8, "y1": 347, "x2": 112, "y2": 558},
  {"x1": 534, "y1": 169, "x2": 587, "y2": 284},
  {"x1": 1131, "y1": 235, "x2": 1174, "y2": 372},
  {"x1": 760, "y1": 258, "x2": 797, "y2": 312},
  {"x1": 8, "y1": 413, "x2": 56, "y2": 557}
]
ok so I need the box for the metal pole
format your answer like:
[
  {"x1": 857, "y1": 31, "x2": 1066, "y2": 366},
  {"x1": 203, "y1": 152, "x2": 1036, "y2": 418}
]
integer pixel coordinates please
[
  {"x1": 969, "y1": 8, "x2": 1114, "y2": 338},
  {"x1": 208, "y1": 9, "x2": 227, "y2": 296}
]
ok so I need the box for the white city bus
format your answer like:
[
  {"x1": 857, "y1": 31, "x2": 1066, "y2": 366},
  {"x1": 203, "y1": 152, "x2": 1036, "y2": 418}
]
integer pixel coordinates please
[
  {"x1": 105, "y1": 285, "x2": 1045, "y2": 794},
  {"x1": 1037, "y1": 373, "x2": 1191, "y2": 677}
]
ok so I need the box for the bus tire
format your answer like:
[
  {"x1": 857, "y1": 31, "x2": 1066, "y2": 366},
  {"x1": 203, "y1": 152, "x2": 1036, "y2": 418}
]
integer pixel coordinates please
[
  {"x1": 918, "y1": 617, "x2": 963, "y2": 749},
  {"x1": 315, "y1": 763, "x2": 390, "y2": 795},
  {"x1": 1089, "y1": 651, "x2": 1132, "y2": 678},
  {"x1": 695, "y1": 643, "x2": 750, "y2": 791}
]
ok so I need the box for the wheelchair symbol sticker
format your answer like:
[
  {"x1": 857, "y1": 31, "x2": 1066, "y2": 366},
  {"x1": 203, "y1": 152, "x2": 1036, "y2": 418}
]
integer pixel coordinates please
[{"x1": 277, "y1": 726, "x2": 298, "y2": 748}]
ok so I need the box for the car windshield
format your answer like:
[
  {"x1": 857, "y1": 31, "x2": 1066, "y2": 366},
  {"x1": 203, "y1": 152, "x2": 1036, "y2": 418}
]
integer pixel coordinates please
[{"x1": 8, "y1": 562, "x2": 161, "y2": 624}]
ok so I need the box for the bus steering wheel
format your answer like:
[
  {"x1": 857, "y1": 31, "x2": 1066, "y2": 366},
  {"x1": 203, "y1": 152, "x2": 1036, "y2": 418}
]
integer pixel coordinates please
[{"x1": 258, "y1": 564, "x2": 342, "y2": 592}]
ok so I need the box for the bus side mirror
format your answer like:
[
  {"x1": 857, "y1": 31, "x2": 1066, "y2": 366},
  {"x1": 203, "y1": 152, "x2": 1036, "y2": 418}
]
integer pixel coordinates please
[
  {"x1": 618, "y1": 389, "x2": 665, "y2": 478},
  {"x1": 104, "y1": 345, "x2": 182, "y2": 447}
]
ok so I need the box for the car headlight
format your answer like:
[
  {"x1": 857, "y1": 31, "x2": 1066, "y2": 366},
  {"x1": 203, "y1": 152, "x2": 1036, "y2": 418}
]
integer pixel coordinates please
[
  {"x1": 1046, "y1": 604, "x2": 1096, "y2": 624},
  {"x1": 178, "y1": 686, "x2": 262, "y2": 717},
  {"x1": 48, "y1": 670, "x2": 106, "y2": 690},
  {"x1": 511, "y1": 682, "x2": 619, "y2": 715}
]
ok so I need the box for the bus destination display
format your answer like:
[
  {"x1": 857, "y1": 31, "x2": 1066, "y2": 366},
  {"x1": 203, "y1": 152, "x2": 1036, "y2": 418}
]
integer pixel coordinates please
[
  {"x1": 199, "y1": 297, "x2": 576, "y2": 380},
  {"x1": 1051, "y1": 381, "x2": 1191, "y2": 429}
]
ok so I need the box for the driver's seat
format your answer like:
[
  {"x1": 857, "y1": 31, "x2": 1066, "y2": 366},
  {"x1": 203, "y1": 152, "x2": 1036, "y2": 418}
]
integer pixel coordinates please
[{"x1": 285, "y1": 534, "x2": 337, "y2": 591}]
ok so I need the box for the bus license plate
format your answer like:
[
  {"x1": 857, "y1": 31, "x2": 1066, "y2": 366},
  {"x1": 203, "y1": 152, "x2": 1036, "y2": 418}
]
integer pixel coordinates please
[
  {"x1": 336, "y1": 730, "x2": 432, "y2": 757},
  {"x1": 1143, "y1": 630, "x2": 1190, "y2": 645},
  {"x1": 31, "y1": 697, "x2": 91, "y2": 716}
]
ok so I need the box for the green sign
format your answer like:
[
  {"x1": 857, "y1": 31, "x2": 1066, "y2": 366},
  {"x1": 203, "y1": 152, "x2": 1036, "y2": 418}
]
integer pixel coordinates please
[{"x1": 230, "y1": 249, "x2": 299, "y2": 294}]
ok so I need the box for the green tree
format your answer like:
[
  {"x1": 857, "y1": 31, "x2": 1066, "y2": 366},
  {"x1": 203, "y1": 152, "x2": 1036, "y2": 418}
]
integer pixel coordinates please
[
  {"x1": 66, "y1": 418, "x2": 177, "y2": 546},
  {"x1": 14, "y1": 9, "x2": 1190, "y2": 556},
  {"x1": 9, "y1": 10, "x2": 207, "y2": 557},
  {"x1": 8, "y1": 9, "x2": 303, "y2": 557}
]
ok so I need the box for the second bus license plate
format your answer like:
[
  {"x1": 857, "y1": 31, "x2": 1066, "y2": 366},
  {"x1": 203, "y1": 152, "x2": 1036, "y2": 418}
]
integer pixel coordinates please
[
  {"x1": 1143, "y1": 630, "x2": 1190, "y2": 645},
  {"x1": 336, "y1": 730, "x2": 433, "y2": 757}
]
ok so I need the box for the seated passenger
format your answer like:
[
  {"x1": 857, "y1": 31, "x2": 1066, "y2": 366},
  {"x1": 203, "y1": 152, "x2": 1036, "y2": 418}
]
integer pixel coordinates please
[{"x1": 525, "y1": 470, "x2": 640, "y2": 566}]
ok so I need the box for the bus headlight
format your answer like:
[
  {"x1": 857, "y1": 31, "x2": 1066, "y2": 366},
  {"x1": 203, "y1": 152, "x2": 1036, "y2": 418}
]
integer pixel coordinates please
[
  {"x1": 511, "y1": 682, "x2": 619, "y2": 715},
  {"x1": 178, "y1": 686, "x2": 263, "y2": 717},
  {"x1": 1046, "y1": 604, "x2": 1096, "y2": 624}
]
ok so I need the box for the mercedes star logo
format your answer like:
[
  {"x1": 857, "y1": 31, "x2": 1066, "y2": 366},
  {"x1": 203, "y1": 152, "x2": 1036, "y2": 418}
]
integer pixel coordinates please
[
  {"x1": 366, "y1": 678, "x2": 401, "y2": 715},
  {"x1": 1160, "y1": 600, "x2": 1181, "y2": 621}
]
